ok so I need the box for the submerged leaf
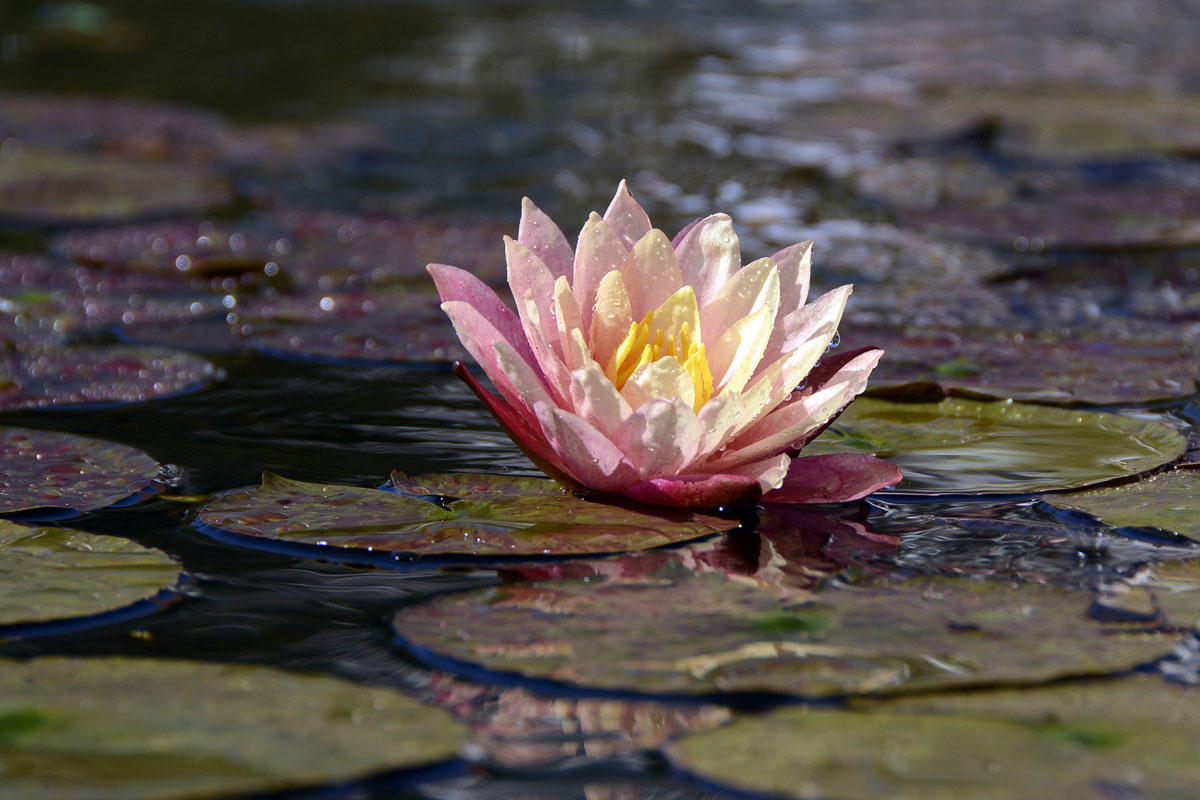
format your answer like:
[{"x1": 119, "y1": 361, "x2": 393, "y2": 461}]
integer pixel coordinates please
[
  {"x1": 393, "y1": 564, "x2": 1172, "y2": 697},
  {"x1": 669, "y1": 674, "x2": 1200, "y2": 800},
  {"x1": 804, "y1": 398, "x2": 1185, "y2": 495},
  {"x1": 0, "y1": 656, "x2": 466, "y2": 799},
  {"x1": 1047, "y1": 469, "x2": 1200, "y2": 543},
  {"x1": 0, "y1": 521, "x2": 179, "y2": 627},
  {"x1": 198, "y1": 473, "x2": 734, "y2": 559}
]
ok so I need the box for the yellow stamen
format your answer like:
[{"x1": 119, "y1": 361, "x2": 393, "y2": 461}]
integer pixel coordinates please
[{"x1": 603, "y1": 309, "x2": 715, "y2": 411}]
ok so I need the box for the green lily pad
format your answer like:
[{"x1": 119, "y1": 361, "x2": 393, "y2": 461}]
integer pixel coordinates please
[
  {"x1": 804, "y1": 398, "x2": 1186, "y2": 495},
  {"x1": 0, "y1": 426, "x2": 161, "y2": 515},
  {"x1": 1047, "y1": 469, "x2": 1200, "y2": 543},
  {"x1": 0, "y1": 147, "x2": 230, "y2": 226},
  {"x1": 0, "y1": 344, "x2": 217, "y2": 411},
  {"x1": 0, "y1": 655, "x2": 466, "y2": 799},
  {"x1": 669, "y1": 674, "x2": 1200, "y2": 800},
  {"x1": 393, "y1": 565, "x2": 1172, "y2": 698},
  {"x1": 197, "y1": 473, "x2": 734, "y2": 559},
  {"x1": 0, "y1": 521, "x2": 178, "y2": 627},
  {"x1": 847, "y1": 324, "x2": 1200, "y2": 405}
]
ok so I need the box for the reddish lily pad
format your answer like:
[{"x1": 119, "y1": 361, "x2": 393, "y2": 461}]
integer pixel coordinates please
[
  {"x1": 0, "y1": 93, "x2": 237, "y2": 160},
  {"x1": 669, "y1": 674, "x2": 1200, "y2": 800},
  {"x1": 1047, "y1": 469, "x2": 1200, "y2": 543},
  {"x1": 120, "y1": 290, "x2": 466, "y2": 362},
  {"x1": 0, "y1": 520, "x2": 179, "y2": 627},
  {"x1": 0, "y1": 656, "x2": 466, "y2": 799},
  {"x1": 55, "y1": 211, "x2": 510, "y2": 289},
  {"x1": 0, "y1": 344, "x2": 218, "y2": 410},
  {"x1": 845, "y1": 322, "x2": 1200, "y2": 405},
  {"x1": 0, "y1": 426, "x2": 160, "y2": 515},
  {"x1": 805, "y1": 398, "x2": 1186, "y2": 495},
  {"x1": 393, "y1": 564, "x2": 1172, "y2": 698},
  {"x1": 197, "y1": 472, "x2": 734, "y2": 559},
  {"x1": 0, "y1": 147, "x2": 231, "y2": 226}
]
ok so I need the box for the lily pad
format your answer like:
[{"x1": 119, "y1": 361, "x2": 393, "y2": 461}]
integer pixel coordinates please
[
  {"x1": 393, "y1": 565, "x2": 1172, "y2": 698},
  {"x1": 197, "y1": 473, "x2": 734, "y2": 560},
  {"x1": 0, "y1": 520, "x2": 179, "y2": 628},
  {"x1": 0, "y1": 344, "x2": 218, "y2": 410},
  {"x1": 0, "y1": 655, "x2": 466, "y2": 799},
  {"x1": 846, "y1": 323, "x2": 1200, "y2": 405},
  {"x1": 1047, "y1": 469, "x2": 1200, "y2": 543},
  {"x1": 804, "y1": 398, "x2": 1186, "y2": 495},
  {"x1": 0, "y1": 426, "x2": 161, "y2": 515},
  {"x1": 0, "y1": 147, "x2": 231, "y2": 226},
  {"x1": 669, "y1": 674, "x2": 1200, "y2": 800},
  {"x1": 119, "y1": 290, "x2": 467, "y2": 363}
]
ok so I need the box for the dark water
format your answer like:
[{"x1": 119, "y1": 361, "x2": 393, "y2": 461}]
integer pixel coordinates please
[{"x1": 2, "y1": 0, "x2": 1200, "y2": 797}]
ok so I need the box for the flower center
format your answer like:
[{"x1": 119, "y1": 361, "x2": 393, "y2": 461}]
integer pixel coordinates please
[{"x1": 604, "y1": 312, "x2": 715, "y2": 411}]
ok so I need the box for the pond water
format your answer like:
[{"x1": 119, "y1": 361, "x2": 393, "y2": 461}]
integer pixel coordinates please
[{"x1": 2, "y1": 1, "x2": 1200, "y2": 798}]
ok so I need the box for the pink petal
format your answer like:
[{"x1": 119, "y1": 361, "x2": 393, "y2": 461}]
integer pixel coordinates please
[
  {"x1": 505, "y1": 236, "x2": 560, "y2": 355},
  {"x1": 673, "y1": 213, "x2": 740, "y2": 308},
  {"x1": 439, "y1": 300, "x2": 545, "y2": 408},
  {"x1": 453, "y1": 362, "x2": 579, "y2": 488},
  {"x1": 757, "y1": 284, "x2": 851, "y2": 383},
  {"x1": 710, "y1": 348, "x2": 884, "y2": 469},
  {"x1": 534, "y1": 402, "x2": 638, "y2": 493},
  {"x1": 428, "y1": 263, "x2": 539, "y2": 374},
  {"x1": 603, "y1": 179, "x2": 653, "y2": 250},
  {"x1": 519, "y1": 197, "x2": 574, "y2": 279},
  {"x1": 621, "y1": 473, "x2": 760, "y2": 509},
  {"x1": 617, "y1": 397, "x2": 701, "y2": 478},
  {"x1": 620, "y1": 229, "x2": 684, "y2": 320},
  {"x1": 573, "y1": 213, "x2": 630, "y2": 333},
  {"x1": 763, "y1": 453, "x2": 902, "y2": 504},
  {"x1": 671, "y1": 217, "x2": 701, "y2": 248},
  {"x1": 772, "y1": 240, "x2": 813, "y2": 313}
]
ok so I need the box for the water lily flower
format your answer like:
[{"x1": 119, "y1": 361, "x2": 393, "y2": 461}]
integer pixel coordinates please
[{"x1": 428, "y1": 181, "x2": 901, "y2": 508}]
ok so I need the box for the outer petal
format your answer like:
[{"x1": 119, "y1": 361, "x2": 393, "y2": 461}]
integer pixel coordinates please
[
  {"x1": 772, "y1": 240, "x2": 813, "y2": 314},
  {"x1": 574, "y1": 213, "x2": 630, "y2": 333},
  {"x1": 439, "y1": 300, "x2": 542, "y2": 409},
  {"x1": 453, "y1": 362, "x2": 578, "y2": 488},
  {"x1": 603, "y1": 179, "x2": 654, "y2": 250},
  {"x1": 427, "y1": 263, "x2": 539, "y2": 375},
  {"x1": 763, "y1": 453, "x2": 902, "y2": 504},
  {"x1": 533, "y1": 402, "x2": 638, "y2": 493},
  {"x1": 621, "y1": 473, "x2": 760, "y2": 509},
  {"x1": 709, "y1": 349, "x2": 884, "y2": 470},
  {"x1": 620, "y1": 229, "x2": 683, "y2": 319},
  {"x1": 507, "y1": 237, "x2": 574, "y2": 404},
  {"x1": 730, "y1": 334, "x2": 828, "y2": 438},
  {"x1": 673, "y1": 213, "x2": 740, "y2": 308},
  {"x1": 616, "y1": 397, "x2": 701, "y2": 478},
  {"x1": 758, "y1": 284, "x2": 851, "y2": 379},
  {"x1": 722, "y1": 453, "x2": 792, "y2": 493},
  {"x1": 519, "y1": 197, "x2": 574, "y2": 279}
]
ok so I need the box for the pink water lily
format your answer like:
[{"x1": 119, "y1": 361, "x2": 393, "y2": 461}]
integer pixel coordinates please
[{"x1": 428, "y1": 181, "x2": 901, "y2": 509}]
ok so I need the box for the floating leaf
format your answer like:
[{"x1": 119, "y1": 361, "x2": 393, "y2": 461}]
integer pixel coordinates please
[
  {"x1": 0, "y1": 426, "x2": 160, "y2": 515},
  {"x1": 0, "y1": 656, "x2": 466, "y2": 799},
  {"x1": 804, "y1": 398, "x2": 1186, "y2": 495},
  {"x1": 198, "y1": 473, "x2": 734, "y2": 559},
  {"x1": 0, "y1": 147, "x2": 230, "y2": 226},
  {"x1": 0, "y1": 521, "x2": 179, "y2": 628},
  {"x1": 847, "y1": 323, "x2": 1200, "y2": 405},
  {"x1": 393, "y1": 564, "x2": 1171, "y2": 698},
  {"x1": 670, "y1": 673, "x2": 1200, "y2": 800},
  {"x1": 0, "y1": 345, "x2": 218, "y2": 410},
  {"x1": 1047, "y1": 469, "x2": 1200, "y2": 543}
]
